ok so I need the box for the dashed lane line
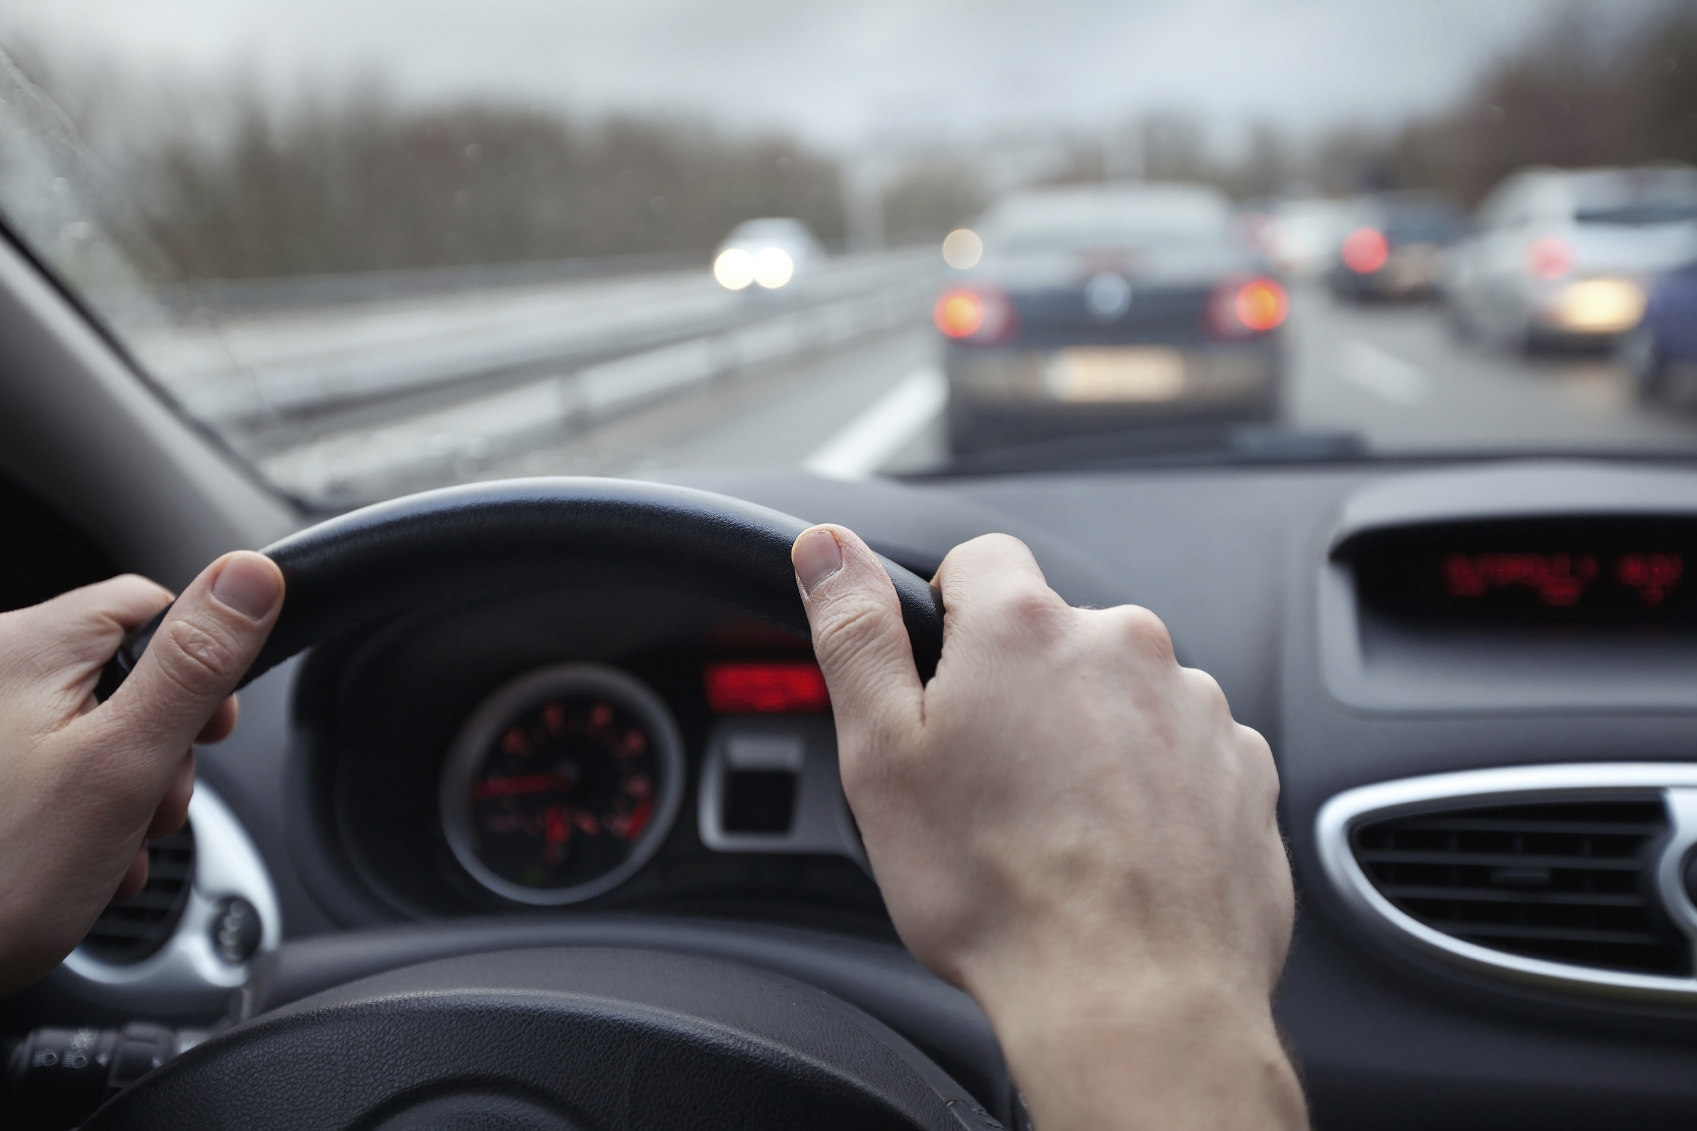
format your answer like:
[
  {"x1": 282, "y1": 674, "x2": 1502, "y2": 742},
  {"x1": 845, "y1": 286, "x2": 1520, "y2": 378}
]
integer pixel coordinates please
[
  {"x1": 1340, "y1": 339, "x2": 1430, "y2": 406},
  {"x1": 801, "y1": 367, "x2": 948, "y2": 480}
]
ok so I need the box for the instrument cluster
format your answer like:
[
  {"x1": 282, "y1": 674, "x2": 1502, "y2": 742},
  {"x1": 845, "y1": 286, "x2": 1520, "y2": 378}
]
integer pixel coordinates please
[{"x1": 293, "y1": 586, "x2": 884, "y2": 932}]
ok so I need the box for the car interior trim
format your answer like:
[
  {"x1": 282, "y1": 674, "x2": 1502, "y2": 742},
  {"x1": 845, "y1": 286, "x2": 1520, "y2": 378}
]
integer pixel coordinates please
[
  {"x1": 54, "y1": 782, "x2": 282, "y2": 1012},
  {"x1": 1317, "y1": 762, "x2": 1697, "y2": 1004},
  {"x1": 0, "y1": 231, "x2": 296, "y2": 590},
  {"x1": 698, "y1": 715, "x2": 868, "y2": 864}
]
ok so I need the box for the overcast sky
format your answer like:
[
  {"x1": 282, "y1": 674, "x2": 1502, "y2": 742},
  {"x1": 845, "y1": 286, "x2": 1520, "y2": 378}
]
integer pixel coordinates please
[{"x1": 0, "y1": 0, "x2": 1628, "y2": 150}]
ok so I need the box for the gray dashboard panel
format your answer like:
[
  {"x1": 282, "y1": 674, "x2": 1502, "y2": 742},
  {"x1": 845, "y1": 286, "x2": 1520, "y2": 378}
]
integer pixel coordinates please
[{"x1": 1320, "y1": 462, "x2": 1697, "y2": 712}]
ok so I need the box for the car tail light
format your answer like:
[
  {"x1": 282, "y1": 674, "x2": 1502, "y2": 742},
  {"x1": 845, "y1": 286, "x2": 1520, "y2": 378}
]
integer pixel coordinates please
[
  {"x1": 933, "y1": 286, "x2": 1015, "y2": 343},
  {"x1": 1208, "y1": 276, "x2": 1288, "y2": 338},
  {"x1": 1341, "y1": 227, "x2": 1390, "y2": 274},
  {"x1": 1527, "y1": 236, "x2": 1572, "y2": 280},
  {"x1": 705, "y1": 662, "x2": 830, "y2": 713}
]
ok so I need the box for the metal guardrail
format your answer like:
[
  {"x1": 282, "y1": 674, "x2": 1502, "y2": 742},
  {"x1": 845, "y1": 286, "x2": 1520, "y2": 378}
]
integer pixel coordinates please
[
  {"x1": 148, "y1": 250, "x2": 711, "y2": 315},
  {"x1": 254, "y1": 268, "x2": 942, "y2": 503},
  {"x1": 136, "y1": 249, "x2": 938, "y2": 433}
]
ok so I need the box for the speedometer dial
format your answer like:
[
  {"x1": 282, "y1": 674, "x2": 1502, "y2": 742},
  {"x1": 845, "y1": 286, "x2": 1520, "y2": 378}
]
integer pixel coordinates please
[{"x1": 440, "y1": 664, "x2": 684, "y2": 905}]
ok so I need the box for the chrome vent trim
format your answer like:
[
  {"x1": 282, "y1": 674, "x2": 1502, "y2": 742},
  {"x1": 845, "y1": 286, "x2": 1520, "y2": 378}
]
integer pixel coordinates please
[
  {"x1": 1317, "y1": 763, "x2": 1697, "y2": 1003},
  {"x1": 78, "y1": 823, "x2": 196, "y2": 963},
  {"x1": 55, "y1": 781, "x2": 282, "y2": 1012}
]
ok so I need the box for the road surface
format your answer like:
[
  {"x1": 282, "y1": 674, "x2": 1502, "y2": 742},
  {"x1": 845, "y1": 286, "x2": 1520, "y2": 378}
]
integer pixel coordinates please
[
  {"x1": 463, "y1": 282, "x2": 1697, "y2": 487},
  {"x1": 158, "y1": 268, "x2": 1697, "y2": 504}
]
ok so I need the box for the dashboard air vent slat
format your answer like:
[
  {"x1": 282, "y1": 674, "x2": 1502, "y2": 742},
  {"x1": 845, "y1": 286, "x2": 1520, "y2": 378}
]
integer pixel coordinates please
[
  {"x1": 1352, "y1": 799, "x2": 1689, "y2": 977},
  {"x1": 78, "y1": 824, "x2": 195, "y2": 964}
]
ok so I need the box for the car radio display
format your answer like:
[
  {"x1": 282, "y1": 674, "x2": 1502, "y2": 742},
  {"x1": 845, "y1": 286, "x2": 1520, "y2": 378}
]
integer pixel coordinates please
[{"x1": 1344, "y1": 517, "x2": 1697, "y2": 628}]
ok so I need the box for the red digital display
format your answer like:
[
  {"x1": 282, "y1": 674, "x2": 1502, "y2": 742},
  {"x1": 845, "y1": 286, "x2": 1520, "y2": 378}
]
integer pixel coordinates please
[
  {"x1": 705, "y1": 662, "x2": 830, "y2": 714},
  {"x1": 1442, "y1": 552, "x2": 1682, "y2": 608},
  {"x1": 1617, "y1": 553, "x2": 1685, "y2": 606},
  {"x1": 1346, "y1": 518, "x2": 1697, "y2": 629}
]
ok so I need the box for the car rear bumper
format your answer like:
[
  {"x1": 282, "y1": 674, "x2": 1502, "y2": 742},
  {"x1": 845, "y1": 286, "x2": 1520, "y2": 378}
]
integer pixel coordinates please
[{"x1": 944, "y1": 341, "x2": 1280, "y2": 451}]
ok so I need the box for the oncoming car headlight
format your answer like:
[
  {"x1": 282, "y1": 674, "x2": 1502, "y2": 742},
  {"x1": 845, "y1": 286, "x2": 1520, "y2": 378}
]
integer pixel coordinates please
[
  {"x1": 753, "y1": 247, "x2": 795, "y2": 289},
  {"x1": 713, "y1": 248, "x2": 756, "y2": 290}
]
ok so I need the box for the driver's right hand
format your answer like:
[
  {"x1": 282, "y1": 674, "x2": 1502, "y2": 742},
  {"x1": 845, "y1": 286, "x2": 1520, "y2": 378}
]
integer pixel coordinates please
[{"x1": 792, "y1": 525, "x2": 1306, "y2": 1131}]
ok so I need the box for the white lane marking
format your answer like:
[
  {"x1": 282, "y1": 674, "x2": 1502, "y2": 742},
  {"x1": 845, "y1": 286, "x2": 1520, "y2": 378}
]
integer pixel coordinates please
[
  {"x1": 1340, "y1": 339, "x2": 1430, "y2": 405},
  {"x1": 802, "y1": 367, "x2": 948, "y2": 480}
]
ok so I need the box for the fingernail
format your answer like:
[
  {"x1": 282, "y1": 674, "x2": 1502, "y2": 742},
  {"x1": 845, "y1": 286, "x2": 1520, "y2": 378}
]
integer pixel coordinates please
[
  {"x1": 793, "y1": 528, "x2": 844, "y2": 597},
  {"x1": 210, "y1": 554, "x2": 281, "y2": 620}
]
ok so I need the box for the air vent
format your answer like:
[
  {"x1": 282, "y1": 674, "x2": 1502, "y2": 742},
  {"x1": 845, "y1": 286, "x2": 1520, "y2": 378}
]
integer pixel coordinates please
[
  {"x1": 1354, "y1": 797, "x2": 1688, "y2": 977},
  {"x1": 79, "y1": 824, "x2": 196, "y2": 964}
]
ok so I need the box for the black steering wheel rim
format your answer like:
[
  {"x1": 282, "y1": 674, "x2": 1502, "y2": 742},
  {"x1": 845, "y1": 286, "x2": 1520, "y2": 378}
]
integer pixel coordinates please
[
  {"x1": 101, "y1": 477, "x2": 945, "y2": 696},
  {"x1": 83, "y1": 946, "x2": 1004, "y2": 1131}
]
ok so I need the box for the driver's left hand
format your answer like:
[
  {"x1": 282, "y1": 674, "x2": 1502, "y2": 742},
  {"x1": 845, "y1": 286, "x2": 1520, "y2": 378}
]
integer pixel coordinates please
[{"x1": 0, "y1": 552, "x2": 282, "y2": 995}]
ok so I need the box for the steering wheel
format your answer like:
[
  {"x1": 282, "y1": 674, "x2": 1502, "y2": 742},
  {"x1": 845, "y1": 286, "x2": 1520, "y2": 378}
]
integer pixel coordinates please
[
  {"x1": 88, "y1": 479, "x2": 993, "y2": 1131},
  {"x1": 100, "y1": 477, "x2": 945, "y2": 696}
]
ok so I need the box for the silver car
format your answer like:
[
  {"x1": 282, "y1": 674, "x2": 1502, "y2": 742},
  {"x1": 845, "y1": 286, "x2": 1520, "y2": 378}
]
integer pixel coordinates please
[
  {"x1": 711, "y1": 218, "x2": 822, "y2": 293},
  {"x1": 1445, "y1": 165, "x2": 1697, "y2": 349},
  {"x1": 1439, "y1": 163, "x2": 1697, "y2": 348}
]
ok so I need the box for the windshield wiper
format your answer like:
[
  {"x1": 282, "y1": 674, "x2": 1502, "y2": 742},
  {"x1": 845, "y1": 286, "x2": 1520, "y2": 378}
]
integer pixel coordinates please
[{"x1": 915, "y1": 423, "x2": 1368, "y2": 478}]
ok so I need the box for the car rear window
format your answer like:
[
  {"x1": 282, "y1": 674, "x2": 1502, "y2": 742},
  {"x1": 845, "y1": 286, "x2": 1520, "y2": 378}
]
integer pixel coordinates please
[
  {"x1": 1570, "y1": 170, "x2": 1697, "y2": 226},
  {"x1": 989, "y1": 192, "x2": 1233, "y2": 254},
  {"x1": 1383, "y1": 206, "x2": 1463, "y2": 243}
]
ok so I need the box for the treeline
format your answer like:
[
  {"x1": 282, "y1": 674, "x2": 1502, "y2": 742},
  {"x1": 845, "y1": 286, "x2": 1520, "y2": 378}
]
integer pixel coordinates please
[
  {"x1": 137, "y1": 98, "x2": 845, "y2": 279},
  {"x1": 10, "y1": 51, "x2": 847, "y2": 281},
  {"x1": 1350, "y1": 0, "x2": 1697, "y2": 203},
  {"x1": 1033, "y1": 1, "x2": 1697, "y2": 206},
  {"x1": 878, "y1": 162, "x2": 991, "y2": 243}
]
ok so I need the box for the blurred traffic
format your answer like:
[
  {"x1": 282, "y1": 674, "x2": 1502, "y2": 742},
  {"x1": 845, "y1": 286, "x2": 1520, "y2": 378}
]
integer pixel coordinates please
[
  {"x1": 1445, "y1": 166, "x2": 1697, "y2": 348},
  {"x1": 1330, "y1": 193, "x2": 1464, "y2": 301}
]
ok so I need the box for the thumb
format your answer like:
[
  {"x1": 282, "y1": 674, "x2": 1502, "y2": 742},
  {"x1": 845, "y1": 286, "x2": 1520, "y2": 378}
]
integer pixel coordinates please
[
  {"x1": 100, "y1": 551, "x2": 284, "y2": 759},
  {"x1": 793, "y1": 525, "x2": 923, "y2": 744}
]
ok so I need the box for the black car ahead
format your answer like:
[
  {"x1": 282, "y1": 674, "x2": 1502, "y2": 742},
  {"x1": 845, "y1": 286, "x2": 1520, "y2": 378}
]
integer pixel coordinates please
[
  {"x1": 935, "y1": 183, "x2": 1287, "y2": 456},
  {"x1": 1329, "y1": 191, "x2": 1465, "y2": 301}
]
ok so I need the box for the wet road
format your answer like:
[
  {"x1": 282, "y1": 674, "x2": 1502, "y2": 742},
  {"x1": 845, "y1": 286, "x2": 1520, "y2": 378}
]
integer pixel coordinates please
[{"x1": 1285, "y1": 285, "x2": 1697, "y2": 456}]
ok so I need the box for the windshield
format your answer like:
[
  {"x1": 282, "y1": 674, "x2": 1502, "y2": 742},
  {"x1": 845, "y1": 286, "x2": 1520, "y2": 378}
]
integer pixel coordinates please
[{"x1": 3, "y1": 3, "x2": 1697, "y2": 500}]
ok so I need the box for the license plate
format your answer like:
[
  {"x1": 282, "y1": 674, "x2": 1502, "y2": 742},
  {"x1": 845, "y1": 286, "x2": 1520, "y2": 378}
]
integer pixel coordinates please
[{"x1": 1043, "y1": 347, "x2": 1187, "y2": 403}]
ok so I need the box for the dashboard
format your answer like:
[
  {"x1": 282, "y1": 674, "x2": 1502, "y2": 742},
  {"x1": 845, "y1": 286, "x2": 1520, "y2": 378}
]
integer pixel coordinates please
[{"x1": 16, "y1": 457, "x2": 1697, "y2": 1129}]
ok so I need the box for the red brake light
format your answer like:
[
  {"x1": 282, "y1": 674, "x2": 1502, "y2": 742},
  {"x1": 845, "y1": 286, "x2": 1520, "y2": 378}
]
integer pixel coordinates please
[
  {"x1": 1208, "y1": 276, "x2": 1287, "y2": 338},
  {"x1": 705, "y1": 662, "x2": 830, "y2": 714},
  {"x1": 1341, "y1": 227, "x2": 1390, "y2": 274},
  {"x1": 933, "y1": 286, "x2": 1014, "y2": 343},
  {"x1": 1527, "y1": 236, "x2": 1572, "y2": 280}
]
